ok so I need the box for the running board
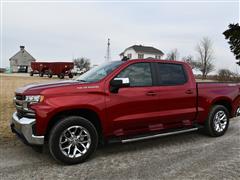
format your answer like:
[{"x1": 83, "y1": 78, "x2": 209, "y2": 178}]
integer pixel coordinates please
[{"x1": 121, "y1": 128, "x2": 199, "y2": 143}]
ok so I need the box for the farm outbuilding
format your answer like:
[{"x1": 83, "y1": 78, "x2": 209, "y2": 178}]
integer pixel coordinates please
[{"x1": 9, "y1": 46, "x2": 36, "y2": 73}]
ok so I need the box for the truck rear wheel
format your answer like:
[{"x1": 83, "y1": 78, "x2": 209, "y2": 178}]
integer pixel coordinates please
[
  {"x1": 49, "y1": 116, "x2": 98, "y2": 165},
  {"x1": 204, "y1": 105, "x2": 229, "y2": 137}
]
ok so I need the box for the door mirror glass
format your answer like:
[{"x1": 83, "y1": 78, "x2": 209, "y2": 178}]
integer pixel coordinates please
[
  {"x1": 110, "y1": 78, "x2": 130, "y2": 93},
  {"x1": 110, "y1": 77, "x2": 130, "y2": 87}
]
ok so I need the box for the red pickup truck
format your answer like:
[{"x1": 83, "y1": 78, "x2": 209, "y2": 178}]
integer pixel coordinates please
[{"x1": 11, "y1": 59, "x2": 240, "y2": 164}]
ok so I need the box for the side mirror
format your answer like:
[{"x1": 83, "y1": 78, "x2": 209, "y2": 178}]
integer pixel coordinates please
[{"x1": 110, "y1": 78, "x2": 130, "y2": 93}]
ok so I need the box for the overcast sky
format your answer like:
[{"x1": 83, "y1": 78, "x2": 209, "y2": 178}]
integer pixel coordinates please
[{"x1": 1, "y1": 1, "x2": 239, "y2": 73}]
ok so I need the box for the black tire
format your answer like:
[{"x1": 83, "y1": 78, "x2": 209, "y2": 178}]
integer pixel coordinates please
[
  {"x1": 30, "y1": 71, "x2": 34, "y2": 76},
  {"x1": 68, "y1": 73, "x2": 73, "y2": 78},
  {"x1": 48, "y1": 71, "x2": 53, "y2": 78},
  {"x1": 49, "y1": 116, "x2": 98, "y2": 165},
  {"x1": 204, "y1": 105, "x2": 229, "y2": 137},
  {"x1": 39, "y1": 72, "x2": 44, "y2": 77},
  {"x1": 59, "y1": 73, "x2": 64, "y2": 79}
]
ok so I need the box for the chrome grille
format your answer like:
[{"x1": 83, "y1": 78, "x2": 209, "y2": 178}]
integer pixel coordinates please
[{"x1": 14, "y1": 95, "x2": 36, "y2": 118}]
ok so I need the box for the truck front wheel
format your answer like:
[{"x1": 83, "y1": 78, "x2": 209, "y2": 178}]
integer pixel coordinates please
[
  {"x1": 49, "y1": 116, "x2": 98, "y2": 165},
  {"x1": 204, "y1": 105, "x2": 229, "y2": 137}
]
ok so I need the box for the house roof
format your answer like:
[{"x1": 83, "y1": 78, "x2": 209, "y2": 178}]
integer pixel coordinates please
[
  {"x1": 120, "y1": 45, "x2": 164, "y2": 56},
  {"x1": 9, "y1": 47, "x2": 36, "y2": 61}
]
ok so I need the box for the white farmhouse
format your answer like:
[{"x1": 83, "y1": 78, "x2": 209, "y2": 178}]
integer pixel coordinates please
[
  {"x1": 9, "y1": 46, "x2": 36, "y2": 73},
  {"x1": 120, "y1": 45, "x2": 164, "y2": 60}
]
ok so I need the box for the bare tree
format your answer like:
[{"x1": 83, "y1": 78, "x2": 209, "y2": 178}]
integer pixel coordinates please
[
  {"x1": 218, "y1": 69, "x2": 233, "y2": 81},
  {"x1": 73, "y1": 57, "x2": 91, "y2": 71},
  {"x1": 195, "y1": 37, "x2": 215, "y2": 79},
  {"x1": 166, "y1": 49, "x2": 179, "y2": 60}
]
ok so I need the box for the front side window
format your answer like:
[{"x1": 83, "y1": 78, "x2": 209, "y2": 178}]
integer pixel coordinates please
[
  {"x1": 157, "y1": 63, "x2": 187, "y2": 85},
  {"x1": 116, "y1": 63, "x2": 152, "y2": 87}
]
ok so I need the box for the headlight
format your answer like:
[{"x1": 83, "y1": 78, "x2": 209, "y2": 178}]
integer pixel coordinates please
[{"x1": 25, "y1": 95, "x2": 44, "y2": 104}]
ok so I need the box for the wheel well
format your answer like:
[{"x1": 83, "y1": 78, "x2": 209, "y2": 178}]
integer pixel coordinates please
[
  {"x1": 45, "y1": 109, "x2": 104, "y2": 143},
  {"x1": 213, "y1": 100, "x2": 232, "y2": 116}
]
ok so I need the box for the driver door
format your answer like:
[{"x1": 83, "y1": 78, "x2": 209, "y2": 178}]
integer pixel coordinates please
[{"x1": 106, "y1": 62, "x2": 162, "y2": 136}]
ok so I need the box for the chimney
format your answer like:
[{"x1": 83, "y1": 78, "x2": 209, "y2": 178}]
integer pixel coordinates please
[{"x1": 20, "y1": 46, "x2": 25, "y2": 50}]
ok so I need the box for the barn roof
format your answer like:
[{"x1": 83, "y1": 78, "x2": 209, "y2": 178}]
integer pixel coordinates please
[{"x1": 9, "y1": 46, "x2": 36, "y2": 61}]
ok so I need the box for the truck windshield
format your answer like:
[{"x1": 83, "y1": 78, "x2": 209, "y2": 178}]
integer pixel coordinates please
[{"x1": 76, "y1": 61, "x2": 123, "y2": 83}]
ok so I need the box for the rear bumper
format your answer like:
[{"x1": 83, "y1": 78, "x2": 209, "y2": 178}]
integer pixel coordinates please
[{"x1": 10, "y1": 112, "x2": 44, "y2": 145}]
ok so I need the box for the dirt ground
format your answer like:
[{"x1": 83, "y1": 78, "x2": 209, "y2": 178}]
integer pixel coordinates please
[
  {"x1": 0, "y1": 74, "x2": 66, "y2": 143},
  {"x1": 0, "y1": 118, "x2": 239, "y2": 180}
]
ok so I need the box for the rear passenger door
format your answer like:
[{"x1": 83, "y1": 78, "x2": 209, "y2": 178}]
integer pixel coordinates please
[{"x1": 154, "y1": 63, "x2": 197, "y2": 127}]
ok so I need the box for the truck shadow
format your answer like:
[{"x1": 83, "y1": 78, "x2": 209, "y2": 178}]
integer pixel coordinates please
[{"x1": 40, "y1": 121, "x2": 238, "y2": 165}]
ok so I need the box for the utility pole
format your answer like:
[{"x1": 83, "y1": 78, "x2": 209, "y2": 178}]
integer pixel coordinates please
[{"x1": 105, "y1": 38, "x2": 111, "y2": 61}]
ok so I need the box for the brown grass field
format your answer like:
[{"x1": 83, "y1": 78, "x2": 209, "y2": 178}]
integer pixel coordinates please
[{"x1": 0, "y1": 74, "x2": 66, "y2": 144}]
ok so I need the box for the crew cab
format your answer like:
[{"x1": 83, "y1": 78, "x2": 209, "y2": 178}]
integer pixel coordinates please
[{"x1": 11, "y1": 59, "x2": 240, "y2": 164}]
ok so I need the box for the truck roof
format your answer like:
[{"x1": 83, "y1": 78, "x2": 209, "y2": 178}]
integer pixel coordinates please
[{"x1": 123, "y1": 59, "x2": 186, "y2": 65}]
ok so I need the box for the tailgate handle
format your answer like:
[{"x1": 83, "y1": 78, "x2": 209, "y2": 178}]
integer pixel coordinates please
[
  {"x1": 146, "y1": 91, "x2": 157, "y2": 96},
  {"x1": 185, "y1": 89, "x2": 193, "y2": 94}
]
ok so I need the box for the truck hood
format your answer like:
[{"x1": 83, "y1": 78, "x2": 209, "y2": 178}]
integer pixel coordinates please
[{"x1": 15, "y1": 80, "x2": 81, "y2": 94}]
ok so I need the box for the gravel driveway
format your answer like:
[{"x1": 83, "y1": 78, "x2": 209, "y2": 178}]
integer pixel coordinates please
[{"x1": 0, "y1": 118, "x2": 239, "y2": 180}]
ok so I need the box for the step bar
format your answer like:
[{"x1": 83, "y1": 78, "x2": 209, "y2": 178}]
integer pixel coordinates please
[{"x1": 121, "y1": 127, "x2": 199, "y2": 143}]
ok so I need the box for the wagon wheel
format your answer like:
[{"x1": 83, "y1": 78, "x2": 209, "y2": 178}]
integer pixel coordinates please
[
  {"x1": 59, "y1": 73, "x2": 65, "y2": 79},
  {"x1": 39, "y1": 72, "x2": 44, "y2": 77},
  {"x1": 69, "y1": 73, "x2": 73, "y2": 78},
  {"x1": 48, "y1": 70, "x2": 53, "y2": 78}
]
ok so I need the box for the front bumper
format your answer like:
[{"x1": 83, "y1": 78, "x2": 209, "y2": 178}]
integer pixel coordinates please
[{"x1": 10, "y1": 112, "x2": 44, "y2": 145}]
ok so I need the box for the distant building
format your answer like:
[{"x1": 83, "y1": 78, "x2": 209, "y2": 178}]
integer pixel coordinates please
[
  {"x1": 0, "y1": 68, "x2": 6, "y2": 73},
  {"x1": 9, "y1": 46, "x2": 36, "y2": 73},
  {"x1": 120, "y1": 45, "x2": 164, "y2": 60}
]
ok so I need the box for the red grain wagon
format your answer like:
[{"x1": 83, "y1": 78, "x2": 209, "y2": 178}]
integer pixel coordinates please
[{"x1": 30, "y1": 62, "x2": 74, "y2": 79}]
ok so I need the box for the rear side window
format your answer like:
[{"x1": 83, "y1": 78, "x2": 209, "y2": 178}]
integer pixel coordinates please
[
  {"x1": 157, "y1": 63, "x2": 187, "y2": 85},
  {"x1": 116, "y1": 62, "x2": 153, "y2": 87}
]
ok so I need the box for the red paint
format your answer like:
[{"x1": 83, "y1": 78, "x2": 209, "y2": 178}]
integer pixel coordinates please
[{"x1": 16, "y1": 59, "x2": 240, "y2": 140}]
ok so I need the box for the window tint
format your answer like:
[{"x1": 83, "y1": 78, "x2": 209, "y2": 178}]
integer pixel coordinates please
[
  {"x1": 76, "y1": 61, "x2": 123, "y2": 83},
  {"x1": 117, "y1": 63, "x2": 152, "y2": 87},
  {"x1": 157, "y1": 63, "x2": 187, "y2": 85}
]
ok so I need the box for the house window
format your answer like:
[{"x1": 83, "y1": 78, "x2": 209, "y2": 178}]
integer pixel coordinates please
[
  {"x1": 138, "y1": 54, "x2": 144, "y2": 59},
  {"x1": 155, "y1": 55, "x2": 161, "y2": 59},
  {"x1": 127, "y1": 54, "x2": 132, "y2": 59}
]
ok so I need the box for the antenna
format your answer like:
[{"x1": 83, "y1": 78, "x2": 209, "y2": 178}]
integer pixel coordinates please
[{"x1": 105, "y1": 38, "x2": 111, "y2": 61}]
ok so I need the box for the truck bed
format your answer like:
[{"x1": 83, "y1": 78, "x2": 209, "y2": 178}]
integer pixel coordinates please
[{"x1": 196, "y1": 82, "x2": 240, "y2": 123}]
